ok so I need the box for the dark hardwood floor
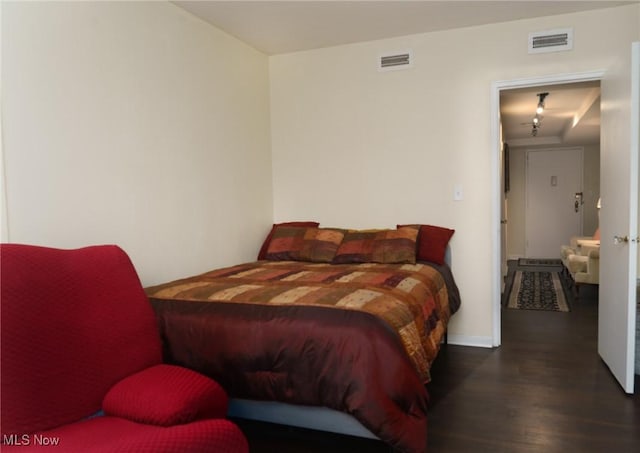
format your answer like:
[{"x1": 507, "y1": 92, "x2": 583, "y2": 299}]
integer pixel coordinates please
[{"x1": 233, "y1": 262, "x2": 640, "y2": 452}]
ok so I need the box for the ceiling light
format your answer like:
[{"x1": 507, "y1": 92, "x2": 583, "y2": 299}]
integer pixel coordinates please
[
  {"x1": 531, "y1": 124, "x2": 539, "y2": 136},
  {"x1": 531, "y1": 92, "x2": 548, "y2": 136},
  {"x1": 536, "y1": 92, "x2": 549, "y2": 114}
]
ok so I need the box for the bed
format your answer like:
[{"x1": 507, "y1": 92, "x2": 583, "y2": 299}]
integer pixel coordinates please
[{"x1": 146, "y1": 225, "x2": 460, "y2": 453}]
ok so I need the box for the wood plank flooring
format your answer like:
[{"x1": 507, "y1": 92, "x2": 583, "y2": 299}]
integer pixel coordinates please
[{"x1": 233, "y1": 263, "x2": 640, "y2": 452}]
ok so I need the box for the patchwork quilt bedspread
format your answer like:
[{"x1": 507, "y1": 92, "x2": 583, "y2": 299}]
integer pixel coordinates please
[
  {"x1": 146, "y1": 260, "x2": 460, "y2": 453},
  {"x1": 148, "y1": 260, "x2": 452, "y2": 381}
]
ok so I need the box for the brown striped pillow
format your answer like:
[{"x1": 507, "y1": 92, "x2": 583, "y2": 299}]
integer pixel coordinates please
[
  {"x1": 332, "y1": 227, "x2": 418, "y2": 264},
  {"x1": 299, "y1": 228, "x2": 345, "y2": 263},
  {"x1": 257, "y1": 221, "x2": 319, "y2": 260},
  {"x1": 264, "y1": 226, "x2": 307, "y2": 261},
  {"x1": 265, "y1": 227, "x2": 345, "y2": 262}
]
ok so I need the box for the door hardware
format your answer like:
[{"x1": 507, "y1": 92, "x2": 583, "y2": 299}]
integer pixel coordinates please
[
  {"x1": 574, "y1": 192, "x2": 583, "y2": 212},
  {"x1": 613, "y1": 235, "x2": 629, "y2": 244}
]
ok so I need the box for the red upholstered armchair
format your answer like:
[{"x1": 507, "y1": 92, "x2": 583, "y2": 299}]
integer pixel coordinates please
[{"x1": 1, "y1": 244, "x2": 248, "y2": 452}]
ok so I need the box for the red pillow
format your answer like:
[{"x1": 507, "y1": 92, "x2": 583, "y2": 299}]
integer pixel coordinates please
[
  {"x1": 103, "y1": 364, "x2": 228, "y2": 426},
  {"x1": 257, "y1": 221, "x2": 320, "y2": 260},
  {"x1": 398, "y1": 224, "x2": 455, "y2": 265}
]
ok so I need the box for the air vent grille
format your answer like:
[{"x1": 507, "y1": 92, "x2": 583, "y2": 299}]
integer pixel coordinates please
[
  {"x1": 379, "y1": 50, "x2": 413, "y2": 71},
  {"x1": 528, "y1": 28, "x2": 573, "y2": 54},
  {"x1": 532, "y1": 33, "x2": 568, "y2": 49}
]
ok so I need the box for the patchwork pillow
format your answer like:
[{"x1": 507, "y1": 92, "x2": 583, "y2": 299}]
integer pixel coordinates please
[
  {"x1": 299, "y1": 228, "x2": 345, "y2": 263},
  {"x1": 257, "y1": 221, "x2": 319, "y2": 260},
  {"x1": 332, "y1": 227, "x2": 418, "y2": 264},
  {"x1": 265, "y1": 227, "x2": 345, "y2": 262},
  {"x1": 399, "y1": 224, "x2": 455, "y2": 265},
  {"x1": 264, "y1": 226, "x2": 308, "y2": 261}
]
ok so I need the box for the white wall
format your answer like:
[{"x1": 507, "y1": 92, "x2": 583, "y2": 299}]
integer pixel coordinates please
[
  {"x1": 1, "y1": 1, "x2": 272, "y2": 286},
  {"x1": 270, "y1": 5, "x2": 640, "y2": 344},
  {"x1": 0, "y1": 3, "x2": 6, "y2": 244},
  {"x1": 507, "y1": 144, "x2": 600, "y2": 258},
  {"x1": 3, "y1": 2, "x2": 638, "y2": 344}
]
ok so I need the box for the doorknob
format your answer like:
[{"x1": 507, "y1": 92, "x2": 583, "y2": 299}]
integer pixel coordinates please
[
  {"x1": 574, "y1": 192, "x2": 583, "y2": 212},
  {"x1": 613, "y1": 235, "x2": 629, "y2": 244}
]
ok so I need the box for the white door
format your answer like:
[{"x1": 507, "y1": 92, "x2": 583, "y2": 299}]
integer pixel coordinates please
[
  {"x1": 525, "y1": 148, "x2": 583, "y2": 258},
  {"x1": 599, "y1": 42, "x2": 639, "y2": 394}
]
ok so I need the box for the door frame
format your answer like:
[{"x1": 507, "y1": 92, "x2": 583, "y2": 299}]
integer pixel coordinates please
[{"x1": 490, "y1": 70, "x2": 605, "y2": 347}]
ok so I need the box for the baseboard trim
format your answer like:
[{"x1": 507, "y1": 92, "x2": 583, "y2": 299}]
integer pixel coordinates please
[{"x1": 447, "y1": 334, "x2": 494, "y2": 348}]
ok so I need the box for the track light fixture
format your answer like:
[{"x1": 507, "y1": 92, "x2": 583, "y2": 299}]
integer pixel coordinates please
[
  {"x1": 536, "y1": 92, "x2": 548, "y2": 114},
  {"x1": 531, "y1": 92, "x2": 548, "y2": 136}
]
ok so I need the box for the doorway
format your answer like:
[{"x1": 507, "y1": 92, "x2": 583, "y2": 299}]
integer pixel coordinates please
[
  {"x1": 490, "y1": 71, "x2": 604, "y2": 347},
  {"x1": 494, "y1": 44, "x2": 640, "y2": 394}
]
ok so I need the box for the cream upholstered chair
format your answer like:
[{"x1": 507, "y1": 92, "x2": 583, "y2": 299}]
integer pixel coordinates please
[
  {"x1": 561, "y1": 236, "x2": 592, "y2": 271},
  {"x1": 566, "y1": 245, "x2": 600, "y2": 299},
  {"x1": 560, "y1": 228, "x2": 600, "y2": 275},
  {"x1": 574, "y1": 247, "x2": 600, "y2": 285},
  {"x1": 563, "y1": 199, "x2": 601, "y2": 298}
]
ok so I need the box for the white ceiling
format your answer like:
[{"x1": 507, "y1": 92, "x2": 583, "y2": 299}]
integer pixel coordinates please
[
  {"x1": 173, "y1": 1, "x2": 635, "y2": 55},
  {"x1": 501, "y1": 81, "x2": 601, "y2": 147},
  {"x1": 173, "y1": 1, "x2": 619, "y2": 147}
]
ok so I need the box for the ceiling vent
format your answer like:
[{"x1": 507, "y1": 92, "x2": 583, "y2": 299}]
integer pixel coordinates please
[
  {"x1": 378, "y1": 50, "x2": 413, "y2": 72},
  {"x1": 528, "y1": 28, "x2": 573, "y2": 54}
]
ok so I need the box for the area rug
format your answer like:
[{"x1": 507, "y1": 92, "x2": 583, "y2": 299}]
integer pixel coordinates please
[
  {"x1": 507, "y1": 270, "x2": 569, "y2": 312},
  {"x1": 517, "y1": 258, "x2": 562, "y2": 267}
]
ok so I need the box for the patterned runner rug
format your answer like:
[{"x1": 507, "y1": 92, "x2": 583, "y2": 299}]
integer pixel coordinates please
[{"x1": 507, "y1": 270, "x2": 570, "y2": 312}]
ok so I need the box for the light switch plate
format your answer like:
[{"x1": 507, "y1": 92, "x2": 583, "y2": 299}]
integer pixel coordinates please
[{"x1": 454, "y1": 184, "x2": 463, "y2": 201}]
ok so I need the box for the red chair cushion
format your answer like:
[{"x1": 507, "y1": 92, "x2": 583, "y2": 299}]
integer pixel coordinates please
[
  {"x1": 103, "y1": 364, "x2": 229, "y2": 425},
  {"x1": 0, "y1": 415, "x2": 248, "y2": 453},
  {"x1": 1, "y1": 244, "x2": 162, "y2": 435}
]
